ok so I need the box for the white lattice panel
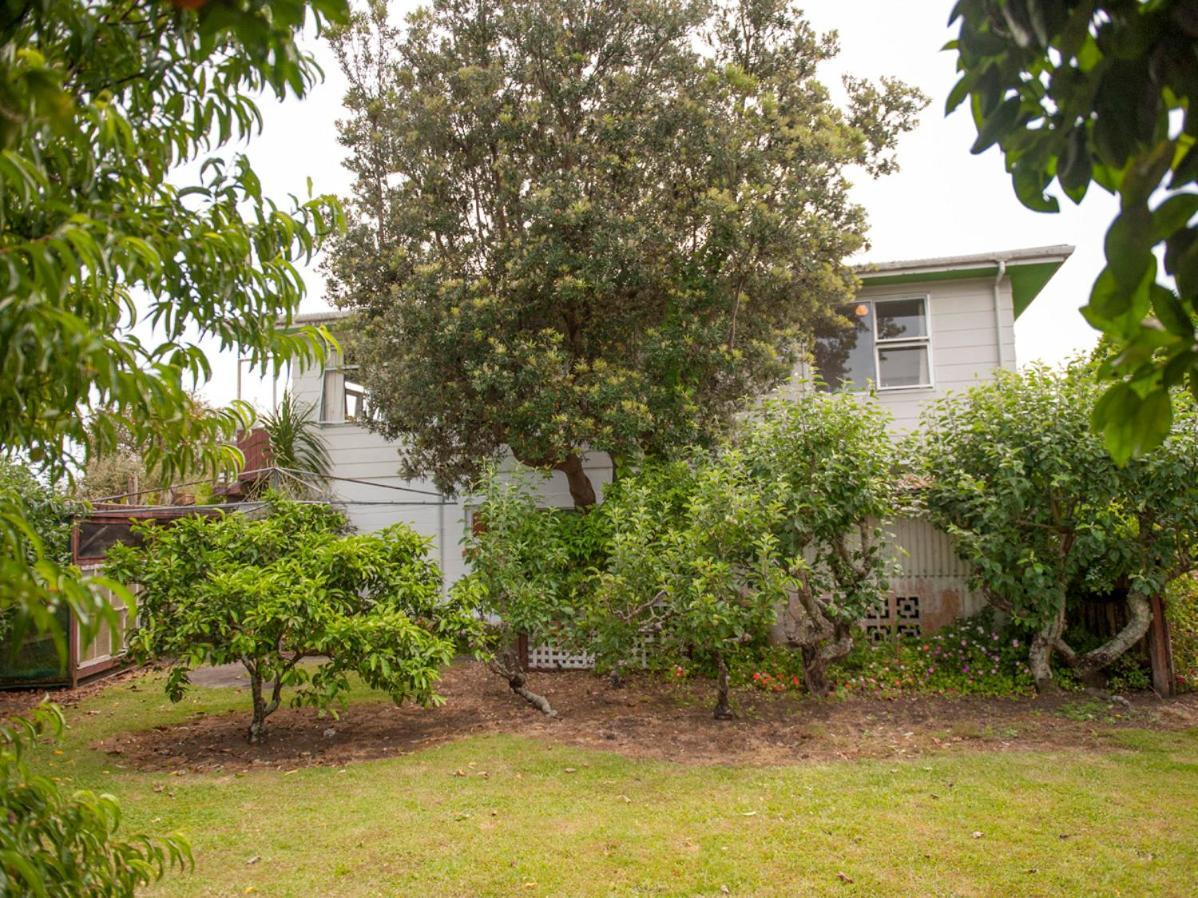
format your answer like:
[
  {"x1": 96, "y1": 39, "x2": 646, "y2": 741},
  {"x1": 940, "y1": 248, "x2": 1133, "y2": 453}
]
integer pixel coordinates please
[
  {"x1": 527, "y1": 640, "x2": 655, "y2": 670},
  {"x1": 527, "y1": 644, "x2": 595, "y2": 670}
]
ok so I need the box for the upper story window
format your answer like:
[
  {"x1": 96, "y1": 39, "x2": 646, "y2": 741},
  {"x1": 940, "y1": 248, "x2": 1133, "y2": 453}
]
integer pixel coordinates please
[
  {"x1": 814, "y1": 295, "x2": 932, "y2": 392},
  {"x1": 320, "y1": 365, "x2": 368, "y2": 424}
]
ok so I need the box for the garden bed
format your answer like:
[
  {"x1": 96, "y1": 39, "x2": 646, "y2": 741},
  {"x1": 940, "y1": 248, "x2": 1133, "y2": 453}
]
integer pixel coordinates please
[{"x1": 90, "y1": 661, "x2": 1198, "y2": 773}]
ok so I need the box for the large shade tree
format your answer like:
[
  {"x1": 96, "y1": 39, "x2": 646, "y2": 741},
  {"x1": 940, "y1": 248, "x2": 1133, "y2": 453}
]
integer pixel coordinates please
[
  {"x1": 948, "y1": 0, "x2": 1198, "y2": 463},
  {"x1": 326, "y1": 0, "x2": 924, "y2": 507}
]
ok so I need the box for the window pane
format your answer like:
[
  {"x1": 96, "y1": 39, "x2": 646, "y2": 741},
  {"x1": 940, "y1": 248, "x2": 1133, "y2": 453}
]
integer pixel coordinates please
[
  {"x1": 813, "y1": 304, "x2": 875, "y2": 391},
  {"x1": 875, "y1": 298, "x2": 927, "y2": 341},
  {"x1": 345, "y1": 379, "x2": 367, "y2": 421},
  {"x1": 878, "y1": 345, "x2": 930, "y2": 388}
]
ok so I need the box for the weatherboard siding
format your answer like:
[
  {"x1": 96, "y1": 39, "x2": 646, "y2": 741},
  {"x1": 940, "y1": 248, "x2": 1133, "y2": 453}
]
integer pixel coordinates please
[
  {"x1": 859, "y1": 275, "x2": 1016, "y2": 432},
  {"x1": 291, "y1": 359, "x2": 613, "y2": 587}
]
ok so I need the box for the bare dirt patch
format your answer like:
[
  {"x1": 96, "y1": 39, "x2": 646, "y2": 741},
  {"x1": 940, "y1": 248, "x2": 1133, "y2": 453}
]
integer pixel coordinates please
[
  {"x1": 88, "y1": 662, "x2": 1198, "y2": 773},
  {"x1": 0, "y1": 665, "x2": 149, "y2": 718}
]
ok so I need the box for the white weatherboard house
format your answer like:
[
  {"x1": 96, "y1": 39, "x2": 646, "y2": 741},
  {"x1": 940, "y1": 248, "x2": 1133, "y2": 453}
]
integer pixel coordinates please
[{"x1": 274, "y1": 244, "x2": 1073, "y2": 643}]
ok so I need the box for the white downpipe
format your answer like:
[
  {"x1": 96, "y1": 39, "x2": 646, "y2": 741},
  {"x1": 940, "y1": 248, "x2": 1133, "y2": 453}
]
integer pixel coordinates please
[
  {"x1": 438, "y1": 495, "x2": 447, "y2": 596},
  {"x1": 993, "y1": 259, "x2": 1009, "y2": 370}
]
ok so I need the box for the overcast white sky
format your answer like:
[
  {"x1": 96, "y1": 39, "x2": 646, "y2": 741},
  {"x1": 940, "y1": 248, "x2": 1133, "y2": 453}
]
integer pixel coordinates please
[{"x1": 216, "y1": 0, "x2": 1116, "y2": 407}]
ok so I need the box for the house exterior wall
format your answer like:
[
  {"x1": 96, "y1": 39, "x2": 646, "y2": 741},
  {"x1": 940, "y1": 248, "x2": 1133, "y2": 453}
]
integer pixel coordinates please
[
  {"x1": 860, "y1": 274, "x2": 1015, "y2": 432},
  {"x1": 290, "y1": 358, "x2": 613, "y2": 589},
  {"x1": 876, "y1": 515, "x2": 986, "y2": 633},
  {"x1": 287, "y1": 267, "x2": 1015, "y2": 632},
  {"x1": 786, "y1": 274, "x2": 1016, "y2": 432}
]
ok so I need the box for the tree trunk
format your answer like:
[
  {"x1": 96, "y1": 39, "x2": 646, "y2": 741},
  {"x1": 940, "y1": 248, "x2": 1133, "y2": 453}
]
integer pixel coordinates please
[
  {"x1": 1029, "y1": 604, "x2": 1067, "y2": 693},
  {"x1": 489, "y1": 650, "x2": 557, "y2": 717},
  {"x1": 609, "y1": 664, "x2": 625, "y2": 689},
  {"x1": 245, "y1": 661, "x2": 285, "y2": 744},
  {"x1": 1054, "y1": 592, "x2": 1155, "y2": 679},
  {"x1": 248, "y1": 668, "x2": 269, "y2": 744},
  {"x1": 554, "y1": 453, "x2": 596, "y2": 509},
  {"x1": 801, "y1": 645, "x2": 829, "y2": 696},
  {"x1": 713, "y1": 655, "x2": 733, "y2": 720}
]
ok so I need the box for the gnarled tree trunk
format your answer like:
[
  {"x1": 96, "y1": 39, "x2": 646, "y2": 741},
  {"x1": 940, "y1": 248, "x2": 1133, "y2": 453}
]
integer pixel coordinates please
[
  {"x1": 777, "y1": 572, "x2": 855, "y2": 696},
  {"x1": 1053, "y1": 592, "x2": 1154, "y2": 681},
  {"x1": 799, "y1": 623, "x2": 854, "y2": 697},
  {"x1": 1028, "y1": 604, "x2": 1067, "y2": 693},
  {"x1": 489, "y1": 647, "x2": 557, "y2": 717}
]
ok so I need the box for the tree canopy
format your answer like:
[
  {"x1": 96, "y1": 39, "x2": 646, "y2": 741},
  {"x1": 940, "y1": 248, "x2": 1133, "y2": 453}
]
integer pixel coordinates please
[
  {"x1": 947, "y1": 0, "x2": 1198, "y2": 462},
  {"x1": 1, "y1": 3, "x2": 349, "y2": 885},
  {"x1": 0, "y1": 0, "x2": 347, "y2": 631},
  {"x1": 106, "y1": 497, "x2": 482, "y2": 743},
  {"x1": 0, "y1": 705, "x2": 192, "y2": 896},
  {"x1": 327, "y1": 0, "x2": 924, "y2": 506},
  {"x1": 587, "y1": 394, "x2": 897, "y2": 716}
]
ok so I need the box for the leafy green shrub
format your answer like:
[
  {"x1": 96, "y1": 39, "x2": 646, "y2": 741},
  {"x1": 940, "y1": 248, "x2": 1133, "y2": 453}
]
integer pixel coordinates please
[
  {"x1": 106, "y1": 496, "x2": 482, "y2": 743},
  {"x1": 0, "y1": 460, "x2": 79, "y2": 566},
  {"x1": 723, "y1": 646, "x2": 807, "y2": 693},
  {"x1": 455, "y1": 468, "x2": 613, "y2": 714},
  {"x1": 835, "y1": 613, "x2": 1035, "y2": 697},
  {"x1": 0, "y1": 705, "x2": 190, "y2": 896},
  {"x1": 1167, "y1": 574, "x2": 1198, "y2": 692},
  {"x1": 0, "y1": 459, "x2": 100, "y2": 656},
  {"x1": 1104, "y1": 654, "x2": 1152, "y2": 693},
  {"x1": 585, "y1": 394, "x2": 897, "y2": 718},
  {"x1": 915, "y1": 361, "x2": 1198, "y2": 690}
]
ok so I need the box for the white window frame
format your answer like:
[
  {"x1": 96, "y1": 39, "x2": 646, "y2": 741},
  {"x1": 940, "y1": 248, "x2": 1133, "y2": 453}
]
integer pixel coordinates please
[
  {"x1": 320, "y1": 364, "x2": 368, "y2": 425},
  {"x1": 864, "y1": 293, "x2": 935, "y2": 393}
]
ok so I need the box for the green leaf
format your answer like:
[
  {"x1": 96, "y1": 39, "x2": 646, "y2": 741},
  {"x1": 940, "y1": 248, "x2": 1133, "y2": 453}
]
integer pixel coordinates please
[
  {"x1": 971, "y1": 97, "x2": 1021, "y2": 155},
  {"x1": 1103, "y1": 207, "x2": 1155, "y2": 290},
  {"x1": 1083, "y1": 263, "x2": 1153, "y2": 333},
  {"x1": 1057, "y1": 127, "x2": 1091, "y2": 203},
  {"x1": 1093, "y1": 60, "x2": 1158, "y2": 167},
  {"x1": 1150, "y1": 284, "x2": 1194, "y2": 339},
  {"x1": 1012, "y1": 161, "x2": 1060, "y2": 213},
  {"x1": 1152, "y1": 194, "x2": 1198, "y2": 242},
  {"x1": 945, "y1": 71, "x2": 978, "y2": 115},
  {"x1": 1093, "y1": 383, "x2": 1173, "y2": 464}
]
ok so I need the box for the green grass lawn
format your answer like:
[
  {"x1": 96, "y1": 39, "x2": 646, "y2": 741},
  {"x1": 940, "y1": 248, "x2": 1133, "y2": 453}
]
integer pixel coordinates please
[{"x1": 31, "y1": 675, "x2": 1198, "y2": 898}]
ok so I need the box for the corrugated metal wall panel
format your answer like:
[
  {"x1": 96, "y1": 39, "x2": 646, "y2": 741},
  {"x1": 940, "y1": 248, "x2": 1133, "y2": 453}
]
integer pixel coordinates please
[{"x1": 882, "y1": 516, "x2": 985, "y2": 631}]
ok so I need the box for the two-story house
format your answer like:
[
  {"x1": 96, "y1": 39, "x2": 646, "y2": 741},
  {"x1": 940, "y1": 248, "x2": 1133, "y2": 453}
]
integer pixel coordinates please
[{"x1": 274, "y1": 243, "x2": 1074, "y2": 642}]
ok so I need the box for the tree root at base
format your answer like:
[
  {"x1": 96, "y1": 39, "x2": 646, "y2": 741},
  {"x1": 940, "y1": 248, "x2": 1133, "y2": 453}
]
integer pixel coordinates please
[{"x1": 510, "y1": 681, "x2": 558, "y2": 717}]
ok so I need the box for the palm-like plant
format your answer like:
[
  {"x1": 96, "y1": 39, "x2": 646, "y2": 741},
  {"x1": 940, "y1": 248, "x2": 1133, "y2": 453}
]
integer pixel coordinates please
[{"x1": 260, "y1": 392, "x2": 332, "y2": 495}]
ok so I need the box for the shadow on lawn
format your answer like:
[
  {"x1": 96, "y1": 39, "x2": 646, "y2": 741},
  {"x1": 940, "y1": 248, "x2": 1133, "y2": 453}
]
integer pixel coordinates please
[{"x1": 85, "y1": 661, "x2": 1198, "y2": 774}]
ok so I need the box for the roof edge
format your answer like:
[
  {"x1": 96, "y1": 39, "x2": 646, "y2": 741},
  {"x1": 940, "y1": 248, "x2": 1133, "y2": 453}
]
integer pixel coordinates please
[
  {"x1": 855, "y1": 244, "x2": 1074, "y2": 279},
  {"x1": 285, "y1": 246, "x2": 1076, "y2": 326},
  {"x1": 856, "y1": 244, "x2": 1074, "y2": 319}
]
